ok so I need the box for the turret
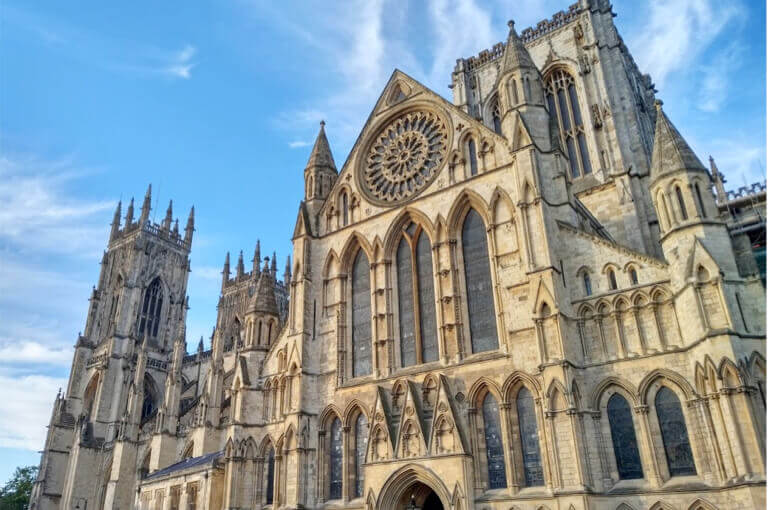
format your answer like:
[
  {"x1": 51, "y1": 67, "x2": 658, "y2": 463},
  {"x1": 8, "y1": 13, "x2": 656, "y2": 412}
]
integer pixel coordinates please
[
  {"x1": 271, "y1": 251, "x2": 277, "y2": 277},
  {"x1": 252, "y1": 240, "x2": 261, "y2": 276},
  {"x1": 184, "y1": 206, "x2": 195, "y2": 244},
  {"x1": 245, "y1": 256, "x2": 280, "y2": 349},
  {"x1": 139, "y1": 184, "x2": 152, "y2": 225},
  {"x1": 110, "y1": 200, "x2": 122, "y2": 241},
  {"x1": 162, "y1": 200, "x2": 173, "y2": 231},
  {"x1": 125, "y1": 197, "x2": 135, "y2": 226},
  {"x1": 495, "y1": 20, "x2": 557, "y2": 153},
  {"x1": 284, "y1": 255, "x2": 292, "y2": 286},
  {"x1": 222, "y1": 252, "x2": 230, "y2": 290},
  {"x1": 709, "y1": 156, "x2": 727, "y2": 203},
  {"x1": 304, "y1": 121, "x2": 338, "y2": 218},
  {"x1": 236, "y1": 250, "x2": 245, "y2": 278}
]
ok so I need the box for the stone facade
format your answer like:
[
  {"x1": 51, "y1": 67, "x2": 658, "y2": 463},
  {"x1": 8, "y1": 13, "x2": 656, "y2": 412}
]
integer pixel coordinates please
[{"x1": 30, "y1": 1, "x2": 766, "y2": 509}]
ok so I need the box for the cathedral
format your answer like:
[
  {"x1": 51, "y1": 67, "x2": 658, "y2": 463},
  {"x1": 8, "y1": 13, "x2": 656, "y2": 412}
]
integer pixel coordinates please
[{"x1": 29, "y1": 1, "x2": 767, "y2": 509}]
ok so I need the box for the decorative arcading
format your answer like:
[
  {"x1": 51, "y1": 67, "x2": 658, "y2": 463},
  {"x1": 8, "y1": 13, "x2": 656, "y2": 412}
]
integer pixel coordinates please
[{"x1": 462, "y1": 3, "x2": 582, "y2": 71}]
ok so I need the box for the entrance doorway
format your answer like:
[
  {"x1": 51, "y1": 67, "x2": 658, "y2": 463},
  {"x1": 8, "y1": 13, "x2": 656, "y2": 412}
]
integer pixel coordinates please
[{"x1": 395, "y1": 482, "x2": 444, "y2": 510}]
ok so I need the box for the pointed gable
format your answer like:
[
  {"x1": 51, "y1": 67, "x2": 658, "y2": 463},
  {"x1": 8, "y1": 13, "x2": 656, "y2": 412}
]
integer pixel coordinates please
[
  {"x1": 428, "y1": 375, "x2": 467, "y2": 455},
  {"x1": 394, "y1": 381, "x2": 428, "y2": 458},
  {"x1": 650, "y1": 100, "x2": 707, "y2": 182},
  {"x1": 367, "y1": 387, "x2": 395, "y2": 462}
]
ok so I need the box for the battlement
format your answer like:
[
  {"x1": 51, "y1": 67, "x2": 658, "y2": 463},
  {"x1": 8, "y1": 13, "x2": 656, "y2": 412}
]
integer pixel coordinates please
[
  {"x1": 456, "y1": 2, "x2": 582, "y2": 72},
  {"x1": 724, "y1": 182, "x2": 766, "y2": 203},
  {"x1": 110, "y1": 219, "x2": 191, "y2": 251}
]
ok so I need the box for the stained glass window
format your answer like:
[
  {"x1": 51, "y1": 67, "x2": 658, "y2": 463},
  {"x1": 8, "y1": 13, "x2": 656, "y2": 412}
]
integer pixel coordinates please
[
  {"x1": 468, "y1": 139, "x2": 478, "y2": 176},
  {"x1": 607, "y1": 394, "x2": 644, "y2": 480},
  {"x1": 352, "y1": 251, "x2": 372, "y2": 377},
  {"x1": 342, "y1": 192, "x2": 349, "y2": 226},
  {"x1": 517, "y1": 387, "x2": 544, "y2": 486},
  {"x1": 139, "y1": 278, "x2": 163, "y2": 339},
  {"x1": 329, "y1": 418, "x2": 343, "y2": 499},
  {"x1": 655, "y1": 387, "x2": 696, "y2": 476},
  {"x1": 397, "y1": 238, "x2": 416, "y2": 367},
  {"x1": 482, "y1": 393, "x2": 507, "y2": 489},
  {"x1": 492, "y1": 100, "x2": 502, "y2": 134},
  {"x1": 354, "y1": 414, "x2": 368, "y2": 498},
  {"x1": 462, "y1": 210, "x2": 498, "y2": 353},
  {"x1": 416, "y1": 232, "x2": 438, "y2": 363},
  {"x1": 545, "y1": 69, "x2": 592, "y2": 178},
  {"x1": 266, "y1": 447, "x2": 275, "y2": 504}
]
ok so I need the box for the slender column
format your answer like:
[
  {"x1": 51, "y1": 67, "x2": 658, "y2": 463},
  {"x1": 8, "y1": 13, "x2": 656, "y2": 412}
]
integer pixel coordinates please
[
  {"x1": 534, "y1": 319, "x2": 547, "y2": 364},
  {"x1": 612, "y1": 312, "x2": 628, "y2": 358},
  {"x1": 634, "y1": 405, "x2": 662, "y2": 486},
  {"x1": 698, "y1": 398, "x2": 727, "y2": 482},
  {"x1": 631, "y1": 308, "x2": 648, "y2": 354},
  {"x1": 591, "y1": 413, "x2": 613, "y2": 488},
  {"x1": 595, "y1": 317, "x2": 609, "y2": 360},
  {"x1": 500, "y1": 402, "x2": 519, "y2": 494},
  {"x1": 577, "y1": 319, "x2": 588, "y2": 362},
  {"x1": 651, "y1": 304, "x2": 668, "y2": 351}
]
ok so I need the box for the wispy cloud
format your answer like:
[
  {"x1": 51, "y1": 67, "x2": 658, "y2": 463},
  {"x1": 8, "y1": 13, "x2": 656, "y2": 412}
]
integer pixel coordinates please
[
  {"x1": 697, "y1": 42, "x2": 744, "y2": 112},
  {"x1": 4, "y1": 5, "x2": 198, "y2": 80},
  {"x1": 628, "y1": 0, "x2": 743, "y2": 89},
  {"x1": 288, "y1": 140, "x2": 311, "y2": 149}
]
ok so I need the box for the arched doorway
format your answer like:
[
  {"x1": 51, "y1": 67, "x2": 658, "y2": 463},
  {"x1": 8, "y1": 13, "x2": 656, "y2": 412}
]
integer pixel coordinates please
[
  {"x1": 395, "y1": 482, "x2": 444, "y2": 510},
  {"x1": 377, "y1": 464, "x2": 453, "y2": 510}
]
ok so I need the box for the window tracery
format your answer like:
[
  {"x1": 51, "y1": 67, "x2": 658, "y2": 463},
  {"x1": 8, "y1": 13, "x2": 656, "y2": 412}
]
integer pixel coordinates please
[
  {"x1": 517, "y1": 387, "x2": 544, "y2": 486},
  {"x1": 351, "y1": 250, "x2": 372, "y2": 377},
  {"x1": 354, "y1": 413, "x2": 368, "y2": 498},
  {"x1": 138, "y1": 278, "x2": 163, "y2": 339},
  {"x1": 607, "y1": 393, "x2": 643, "y2": 479},
  {"x1": 482, "y1": 393, "x2": 507, "y2": 489},
  {"x1": 359, "y1": 109, "x2": 449, "y2": 205},
  {"x1": 545, "y1": 69, "x2": 592, "y2": 178},
  {"x1": 265, "y1": 446, "x2": 275, "y2": 505},
  {"x1": 491, "y1": 99, "x2": 502, "y2": 134},
  {"x1": 655, "y1": 387, "x2": 696, "y2": 476},
  {"x1": 329, "y1": 418, "x2": 343, "y2": 499},
  {"x1": 462, "y1": 209, "x2": 498, "y2": 353},
  {"x1": 396, "y1": 225, "x2": 438, "y2": 367},
  {"x1": 467, "y1": 139, "x2": 479, "y2": 176}
]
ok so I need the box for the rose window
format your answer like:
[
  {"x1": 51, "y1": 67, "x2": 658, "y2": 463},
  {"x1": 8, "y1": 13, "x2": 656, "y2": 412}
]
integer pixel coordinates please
[{"x1": 360, "y1": 110, "x2": 449, "y2": 205}]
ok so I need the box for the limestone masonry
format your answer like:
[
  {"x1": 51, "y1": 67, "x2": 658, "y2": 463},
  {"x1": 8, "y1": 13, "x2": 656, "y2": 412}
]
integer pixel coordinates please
[{"x1": 29, "y1": 1, "x2": 767, "y2": 509}]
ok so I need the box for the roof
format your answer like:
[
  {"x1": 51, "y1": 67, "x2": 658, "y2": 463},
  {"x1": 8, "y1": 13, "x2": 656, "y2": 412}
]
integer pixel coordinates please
[
  {"x1": 650, "y1": 100, "x2": 706, "y2": 182},
  {"x1": 247, "y1": 268, "x2": 278, "y2": 315},
  {"x1": 143, "y1": 451, "x2": 223, "y2": 481},
  {"x1": 305, "y1": 121, "x2": 337, "y2": 173}
]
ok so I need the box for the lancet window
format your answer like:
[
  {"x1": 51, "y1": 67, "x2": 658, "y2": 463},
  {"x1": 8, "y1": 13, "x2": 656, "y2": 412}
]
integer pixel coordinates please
[
  {"x1": 138, "y1": 277, "x2": 163, "y2": 339},
  {"x1": 462, "y1": 209, "x2": 498, "y2": 353},
  {"x1": 351, "y1": 250, "x2": 372, "y2": 377},
  {"x1": 545, "y1": 69, "x2": 592, "y2": 178}
]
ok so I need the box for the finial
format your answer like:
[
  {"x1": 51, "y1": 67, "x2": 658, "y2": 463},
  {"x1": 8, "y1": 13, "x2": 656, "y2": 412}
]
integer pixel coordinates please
[
  {"x1": 654, "y1": 99, "x2": 664, "y2": 111},
  {"x1": 507, "y1": 19, "x2": 515, "y2": 29},
  {"x1": 263, "y1": 256, "x2": 270, "y2": 273},
  {"x1": 320, "y1": 120, "x2": 326, "y2": 127}
]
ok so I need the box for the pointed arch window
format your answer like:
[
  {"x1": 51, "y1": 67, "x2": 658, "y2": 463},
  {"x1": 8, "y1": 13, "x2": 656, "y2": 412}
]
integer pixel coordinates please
[
  {"x1": 482, "y1": 393, "x2": 507, "y2": 489},
  {"x1": 467, "y1": 139, "x2": 478, "y2": 176},
  {"x1": 694, "y1": 183, "x2": 707, "y2": 218},
  {"x1": 138, "y1": 278, "x2": 163, "y2": 339},
  {"x1": 517, "y1": 387, "x2": 544, "y2": 486},
  {"x1": 265, "y1": 446, "x2": 275, "y2": 505},
  {"x1": 141, "y1": 377, "x2": 157, "y2": 422},
  {"x1": 629, "y1": 268, "x2": 639, "y2": 285},
  {"x1": 351, "y1": 250, "x2": 372, "y2": 377},
  {"x1": 462, "y1": 210, "x2": 498, "y2": 353},
  {"x1": 608, "y1": 269, "x2": 618, "y2": 290},
  {"x1": 607, "y1": 394, "x2": 644, "y2": 479},
  {"x1": 396, "y1": 227, "x2": 438, "y2": 367},
  {"x1": 491, "y1": 99, "x2": 502, "y2": 134},
  {"x1": 341, "y1": 192, "x2": 349, "y2": 226},
  {"x1": 583, "y1": 273, "x2": 592, "y2": 296},
  {"x1": 354, "y1": 413, "x2": 368, "y2": 498},
  {"x1": 655, "y1": 387, "x2": 696, "y2": 476},
  {"x1": 675, "y1": 186, "x2": 688, "y2": 220},
  {"x1": 329, "y1": 417, "x2": 343, "y2": 499},
  {"x1": 545, "y1": 69, "x2": 592, "y2": 178}
]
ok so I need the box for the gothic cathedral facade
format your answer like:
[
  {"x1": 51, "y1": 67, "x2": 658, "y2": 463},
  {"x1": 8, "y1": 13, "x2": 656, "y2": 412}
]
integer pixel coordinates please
[{"x1": 30, "y1": 1, "x2": 767, "y2": 509}]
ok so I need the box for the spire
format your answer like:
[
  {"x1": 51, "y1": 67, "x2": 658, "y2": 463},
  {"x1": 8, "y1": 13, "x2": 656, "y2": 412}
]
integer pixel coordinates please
[
  {"x1": 184, "y1": 206, "x2": 195, "y2": 244},
  {"x1": 197, "y1": 336, "x2": 204, "y2": 353},
  {"x1": 252, "y1": 240, "x2": 261, "y2": 276},
  {"x1": 172, "y1": 219, "x2": 179, "y2": 236},
  {"x1": 305, "y1": 121, "x2": 337, "y2": 173},
  {"x1": 222, "y1": 252, "x2": 230, "y2": 290},
  {"x1": 110, "y1": 201, "x2": 122, "y2": 241},
  {"x1": 650, "y1": 100, "x2": 707, "y2": 183},
  {"x1": 500, "y1": 20, "x2": 536, "y2": 72},
  {"x1": 236, "y1": 250, "x2": 245, "y2": 278},
  {"x1": 271, "y1": 251, "x2": 277, "y2": 276},
  {"x1": 709, "y1": 156, "x2": 727, "y2": 202},
  {"x1": 140, "y1": 184, "x2": 152, "y2": 225},
  {"x1": 163, "y1": 200, "x2": 173, "y2": 230},
  {"x1": 284, "y1": 255, "x2": 292, "y2": 286},
  {"x1": 125, "y1": 197, "x2": 135, "y2": 226}
]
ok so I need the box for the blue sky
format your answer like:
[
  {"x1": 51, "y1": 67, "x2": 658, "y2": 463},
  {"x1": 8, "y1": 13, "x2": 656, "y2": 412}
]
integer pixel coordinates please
[{"x1": 0, "y1": 0, "x2": 764, "y2": 483}]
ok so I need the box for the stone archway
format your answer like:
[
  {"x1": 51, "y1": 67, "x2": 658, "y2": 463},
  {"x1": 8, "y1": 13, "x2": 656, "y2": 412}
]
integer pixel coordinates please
[{"x1": 377, "y1": 464, "x2": 453, "y2": 510}]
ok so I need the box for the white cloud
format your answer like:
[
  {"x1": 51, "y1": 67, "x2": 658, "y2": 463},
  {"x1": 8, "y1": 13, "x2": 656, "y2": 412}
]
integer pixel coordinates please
[
  {"x1": 288, "y1": 140, "x2": 311, "y2": 149},
  {"x1": 0, "y1": 372, "x2": 67, "y2": 450},
  {"x1": 0, "y1": 342, "x2": 72, "y2": 367},
  {"x1": 164, "y1": 44, "x2": 197, "y2": 79},
  {"x1": 628, "y1": 0, "x2": 743, "y2": 89}
]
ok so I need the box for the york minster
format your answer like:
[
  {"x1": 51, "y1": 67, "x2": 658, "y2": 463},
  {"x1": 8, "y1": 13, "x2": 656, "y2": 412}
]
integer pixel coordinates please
[{"x1": 29, "y1": 1, "x2": 766, "y2": 509}]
